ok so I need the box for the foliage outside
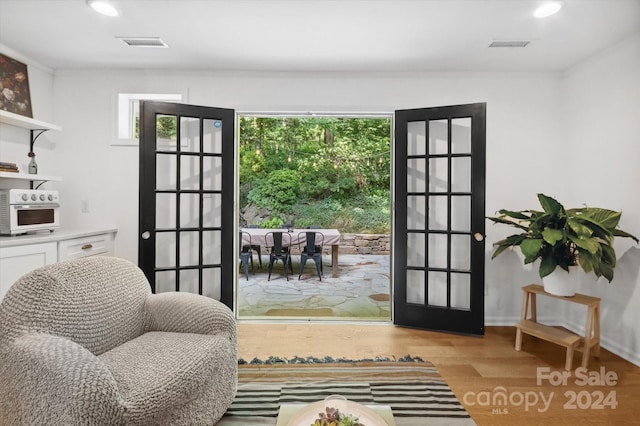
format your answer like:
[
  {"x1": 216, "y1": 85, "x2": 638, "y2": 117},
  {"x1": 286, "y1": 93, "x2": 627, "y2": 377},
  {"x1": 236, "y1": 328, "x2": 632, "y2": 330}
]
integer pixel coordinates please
[
  {"x1": 488, "y1": 193, "x2": 638, "y2": 282},
  {"x1": 239, "y1": 117, "x2": 391, "y2": 233}
]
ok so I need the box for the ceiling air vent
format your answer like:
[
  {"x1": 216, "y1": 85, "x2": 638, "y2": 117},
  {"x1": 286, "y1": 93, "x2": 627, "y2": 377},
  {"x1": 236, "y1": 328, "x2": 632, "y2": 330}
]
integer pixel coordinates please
[
  {"x1": 117, "y1": 37, "x2": 169, "y2": 48},
  {"x1": 488, "y1": 40, "x2": 531, "y2": 48}
]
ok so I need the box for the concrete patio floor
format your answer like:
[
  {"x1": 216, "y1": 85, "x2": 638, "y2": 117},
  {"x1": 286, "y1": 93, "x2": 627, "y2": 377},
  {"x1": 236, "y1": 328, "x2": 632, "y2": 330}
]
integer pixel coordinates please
[{"x1": 237, "y1": 254, "x2": 391, "y2": 321}]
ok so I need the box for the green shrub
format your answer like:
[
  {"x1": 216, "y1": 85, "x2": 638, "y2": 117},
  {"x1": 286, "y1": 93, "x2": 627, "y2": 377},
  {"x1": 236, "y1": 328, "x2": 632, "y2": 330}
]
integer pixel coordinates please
[{"x1": 247, "y1": 169, "x2": 301, "y2": 212}]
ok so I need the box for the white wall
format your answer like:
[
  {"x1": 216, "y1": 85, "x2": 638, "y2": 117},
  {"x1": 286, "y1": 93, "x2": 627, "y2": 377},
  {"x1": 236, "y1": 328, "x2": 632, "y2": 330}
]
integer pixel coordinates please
[
  {"x1": 52, "y1": 70, "x2": 564, "y2": 272},
  {"x1": 10, "y1": 33, "x2": 637, "y2": 364},
  {"x1": 561, "y1": 34, "x2": 640, "y2": 365}
]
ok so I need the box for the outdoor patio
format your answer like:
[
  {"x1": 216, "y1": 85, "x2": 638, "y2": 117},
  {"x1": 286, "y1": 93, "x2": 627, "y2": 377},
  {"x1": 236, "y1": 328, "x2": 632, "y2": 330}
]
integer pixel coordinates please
[{"x1": 237, "y1": 254, "x2": 391, "y2": 321}]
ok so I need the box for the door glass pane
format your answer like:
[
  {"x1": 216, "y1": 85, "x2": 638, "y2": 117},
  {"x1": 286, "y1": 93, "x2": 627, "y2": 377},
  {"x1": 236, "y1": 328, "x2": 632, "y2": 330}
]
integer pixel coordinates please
[
  {"x1": 451, "y1": 273, "x2": 471, "y2": 310},
  {"x1": 202, "y1": 194, "x2": 222, "y2": 228},
  {"x1": 407, "y1": 121, "x2": 426, "y2": 156},
  {"x1": 451, "y1": 234, "x2": 470, "y2": 270},
  {"x1": 429, "y1": 158, "x2": 448, "y2": 192},
  {"x1": 181, "y1": 116, "x2": 200, "y2": 152},
  {"x1": 407, "y1": 232, "x2": 425, "y2": 268},
  {"x1": 428, "y1": 233, "x2": 448, "y2": 268},
  {"x1": 180, "y1": 194, "x2": 200, "y2": 228},
  {"x1": 156, "y1": 154, "x2": 176, "y2": 190},
  {"x1": 202, "y1": 268, "x2": 221, "y2": 300},
  {"x1": 428, "y1": 271, "x2": 447, "y2": 307},
  {"x1": 156, "y1": 232, "x2": 175, "y2": 268},
  {"x1": 179, "y1": 231, "x2": 199, "y2": 266},
  {"x1": 451, "y1": 118, "x2": 471, "y2": 154},
  {"x1": 451, "y1": 196, "x2": 470, "y2": 231},
  {"x1": 203, "y1": 230, "x2": 222, "y2": 264},
  {"x1": 406, "y1": 269, "x2": 425, "y2": 304},
  {"x1": 202, "y1": 156, "x2": 222, "y2": 191},
  {"x1": 156, "y1": 193, "x2": 176, "y2": 229},
  {"x1": 156, "y1": 115, "x2": 178, "y2": 151},
  {"x1": 180, "y1": 155, "x2": 200, "y2": 190},
  {"x1": 407, "y1": 195, "x2": 426, "y2": 230},
  {"x1": 429, "y1": 120, "x2": 448, "y2": 155},
  {"x1": 203, "y1": 119, "x2": 223, "y2": 154},
  {"x1": 451, "y1": 157, "x2": 471, "y2": 193},
  {"x1": 155, "y1": 270, "x2": 176, "y2": 293},
  {"x1": 179, "y1": 269, "x2": 199, "y2": 293},
  {"x1": 428, "y1": 195, "x2": 448, "y2": 230},
  {"x1": 407, "y1": 158, "x2": 426, "y2": 193}
]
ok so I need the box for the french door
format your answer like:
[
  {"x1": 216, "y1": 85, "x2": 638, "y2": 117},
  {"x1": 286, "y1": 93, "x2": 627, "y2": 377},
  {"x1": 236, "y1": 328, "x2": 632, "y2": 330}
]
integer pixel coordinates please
[
  {"x1": 394, "y1": 103, "x2": 486, "y2": 335},
  {"x1": 139, "y1": 101, "x2": 235, "y2": 309}
]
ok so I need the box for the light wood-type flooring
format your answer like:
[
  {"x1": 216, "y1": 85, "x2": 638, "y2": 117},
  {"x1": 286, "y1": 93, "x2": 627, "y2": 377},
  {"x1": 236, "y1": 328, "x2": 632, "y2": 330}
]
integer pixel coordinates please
[{"x1": 238, "y1": 323, "x2": 640, "y2": 425}]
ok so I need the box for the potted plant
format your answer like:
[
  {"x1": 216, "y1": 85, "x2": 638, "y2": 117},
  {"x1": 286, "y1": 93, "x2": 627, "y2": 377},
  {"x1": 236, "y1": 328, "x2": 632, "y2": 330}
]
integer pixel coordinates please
[{"x1": 488, "y1": 194, "x2": 638, "y2": 296}]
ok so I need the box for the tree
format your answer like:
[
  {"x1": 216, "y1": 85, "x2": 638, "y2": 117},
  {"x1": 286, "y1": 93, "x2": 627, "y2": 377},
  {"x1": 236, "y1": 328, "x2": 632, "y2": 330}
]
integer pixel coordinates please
[{"x1": 239, "y1": 116, "x2": 391, "y2": 232}]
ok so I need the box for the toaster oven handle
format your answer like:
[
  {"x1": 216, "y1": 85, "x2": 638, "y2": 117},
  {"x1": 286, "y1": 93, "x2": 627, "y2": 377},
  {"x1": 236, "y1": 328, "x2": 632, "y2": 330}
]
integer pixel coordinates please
[{"x1": 13, "y1": 203, "x2": 60, "y2": 209}]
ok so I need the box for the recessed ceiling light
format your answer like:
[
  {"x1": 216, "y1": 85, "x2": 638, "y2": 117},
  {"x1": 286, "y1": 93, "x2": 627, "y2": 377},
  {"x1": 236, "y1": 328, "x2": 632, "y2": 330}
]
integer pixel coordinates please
[
  {"x1": 88, "y1": 0, "x2": 120, "y2": 17},
  {"x1": 534, "y1": 2, "x2": 563, "y2": 18}
]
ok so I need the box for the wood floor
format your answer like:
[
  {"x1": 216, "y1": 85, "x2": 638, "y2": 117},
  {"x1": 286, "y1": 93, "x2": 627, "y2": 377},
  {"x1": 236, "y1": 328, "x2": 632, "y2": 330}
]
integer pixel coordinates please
[{"x1": 238, "y1": 323, "x2": 640, "y2": 425}]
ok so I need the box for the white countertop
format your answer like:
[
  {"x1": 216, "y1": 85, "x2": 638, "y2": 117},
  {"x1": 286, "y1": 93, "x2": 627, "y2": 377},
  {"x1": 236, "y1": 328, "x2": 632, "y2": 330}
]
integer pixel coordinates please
[{"x1": 0, "y1": 227, "x2": 118, "y2": 248}]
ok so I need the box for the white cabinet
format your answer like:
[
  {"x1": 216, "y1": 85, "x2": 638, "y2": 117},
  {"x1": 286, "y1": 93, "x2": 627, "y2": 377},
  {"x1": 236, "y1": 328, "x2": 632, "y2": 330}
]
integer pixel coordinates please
[
  {"x1": 0, "y1": 228, "x2": 117, "y2": 302},
  {"x1": 0, "y1": 242, "x2": 57, "y2": 301},
  {"x1": 58, "y1": 233, "x2": 115, "y2": 261}
]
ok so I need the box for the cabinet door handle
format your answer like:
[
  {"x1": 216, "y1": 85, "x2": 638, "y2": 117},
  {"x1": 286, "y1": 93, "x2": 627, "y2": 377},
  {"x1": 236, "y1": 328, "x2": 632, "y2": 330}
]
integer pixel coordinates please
[{"x1": 81, "y1": 244, "x2": 93, "y2": 250}]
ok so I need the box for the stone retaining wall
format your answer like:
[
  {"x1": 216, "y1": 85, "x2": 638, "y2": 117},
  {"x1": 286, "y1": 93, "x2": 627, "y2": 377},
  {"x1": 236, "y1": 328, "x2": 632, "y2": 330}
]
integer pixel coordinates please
[{"x1": 337, "y1": 233, "x2": 390, "y2": 255}]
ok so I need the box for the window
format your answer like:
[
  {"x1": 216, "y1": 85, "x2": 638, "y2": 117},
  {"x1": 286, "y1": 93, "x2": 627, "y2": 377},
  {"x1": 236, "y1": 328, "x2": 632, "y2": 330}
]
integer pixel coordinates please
[{"x1": 114, "y1": 93, "x2": 183, "y2": 145}]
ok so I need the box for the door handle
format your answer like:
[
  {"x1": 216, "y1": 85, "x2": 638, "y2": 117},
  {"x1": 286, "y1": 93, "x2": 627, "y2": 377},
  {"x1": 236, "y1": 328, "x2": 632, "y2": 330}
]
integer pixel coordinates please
[{"x1": 474, "y1": 232, "x2": 484, "y2": 242}]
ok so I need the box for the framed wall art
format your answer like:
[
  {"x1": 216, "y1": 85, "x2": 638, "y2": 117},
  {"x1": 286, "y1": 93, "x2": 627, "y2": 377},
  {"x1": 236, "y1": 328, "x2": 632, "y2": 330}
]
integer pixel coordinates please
[{"x1": 0, "y1": 53, "x2": 33, "y2": 118}]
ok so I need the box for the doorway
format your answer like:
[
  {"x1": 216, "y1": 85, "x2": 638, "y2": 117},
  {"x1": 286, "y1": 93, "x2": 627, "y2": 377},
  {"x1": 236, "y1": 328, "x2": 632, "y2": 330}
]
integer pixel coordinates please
[
  {"x1": 138, "y1": 102, "x2": 486, "y2": 335},
  {"x1": 236, "y1": 113, "x2": 393, "y2": 321}
]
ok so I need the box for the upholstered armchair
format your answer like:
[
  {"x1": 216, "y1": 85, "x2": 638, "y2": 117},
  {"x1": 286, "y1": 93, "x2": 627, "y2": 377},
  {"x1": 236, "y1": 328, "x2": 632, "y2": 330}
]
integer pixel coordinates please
[{"x1": 0, "y1": 256, "x2": 237, "y2": 425}]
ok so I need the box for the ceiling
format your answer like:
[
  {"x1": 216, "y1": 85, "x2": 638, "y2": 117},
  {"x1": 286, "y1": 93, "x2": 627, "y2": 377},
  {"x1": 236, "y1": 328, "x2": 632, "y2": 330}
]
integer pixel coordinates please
[{"x1": 1, "y1": 0, "x2": 639, "y2": 73}]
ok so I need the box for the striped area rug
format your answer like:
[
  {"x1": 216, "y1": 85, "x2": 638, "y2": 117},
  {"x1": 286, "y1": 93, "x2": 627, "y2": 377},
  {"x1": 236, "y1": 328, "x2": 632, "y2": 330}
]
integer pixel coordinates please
[{"x1": 219, "y1": 356, "x2": 475, "y2": 426}]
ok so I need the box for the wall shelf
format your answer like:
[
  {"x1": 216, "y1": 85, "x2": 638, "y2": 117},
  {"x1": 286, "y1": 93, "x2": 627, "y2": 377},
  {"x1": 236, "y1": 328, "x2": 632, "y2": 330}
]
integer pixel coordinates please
[
  {"x1": 0, "y1": 110, "x2": 61, "y2": 131},
  {"x1": 0, "y1": 171, "x2": 61, "y2": 182},
  {"x1": 0, "y1": 110, "x2": 62, "y2": 188}
]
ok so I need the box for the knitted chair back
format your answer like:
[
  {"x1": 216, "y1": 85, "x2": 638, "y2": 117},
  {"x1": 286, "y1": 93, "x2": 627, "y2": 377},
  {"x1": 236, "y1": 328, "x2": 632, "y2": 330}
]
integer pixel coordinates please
[{"x1": 0, "y1": 256, "x2": 150, "y2": 355}]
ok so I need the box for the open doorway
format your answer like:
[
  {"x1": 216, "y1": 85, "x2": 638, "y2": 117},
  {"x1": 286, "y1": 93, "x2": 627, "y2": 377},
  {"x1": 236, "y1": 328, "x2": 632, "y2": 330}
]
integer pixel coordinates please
[{"x1": 236, "y1": 113, "x2": 392, "y2": 321}]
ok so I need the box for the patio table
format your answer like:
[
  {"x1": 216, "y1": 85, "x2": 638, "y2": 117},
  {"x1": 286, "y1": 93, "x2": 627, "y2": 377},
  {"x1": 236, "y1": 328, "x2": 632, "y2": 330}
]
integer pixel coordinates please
[{"x1": 241, "y1": 228, "x2": 342, "y2": 277}]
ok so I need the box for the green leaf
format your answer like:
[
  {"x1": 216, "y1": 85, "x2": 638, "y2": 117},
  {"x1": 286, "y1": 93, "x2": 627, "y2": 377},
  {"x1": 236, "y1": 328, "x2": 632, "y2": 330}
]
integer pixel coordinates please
[
  {"x1": 578, "y1": 251, "x2": 595, "y2": 274},
  {"x1": 567, "y1": 218, "x2": 593, "y2": 239},
  {"x1": 487, "y1": 216, "x2": 529, "y2": 231},
  {"x1": 491, "y1": 234, "x2": 528, "y2": 259},
  {"x1": 613, "y1": 228, "x2": 639, "y2": 243},
  {"x1": 568, "y1": 235, "x2": 600, "y2": 254},
  {"x1": 582, "y1": 208, "x2": 621, "y2": 230},
  {"x1": 520, "y1": 238, "x2": 543, "y2": 261},
  {"x1": 537, "y1": 194, "x2": 564, "y2": 215},
  {"x1": 491, "y1": 244, "x2": 512, "y2": 259},
  {"x1": 539, "y1": 255, "x2": 556, "y2": 278},
  {"x1": 600, "y1": 244, "x2": 616, "y2": 267},
  {"x1": 572, "y1": 217, "x2": 613, "y2": 243},
  {"x1": 541, "y1": 227, "x2": 563, "y2": 245},
  {"x1": 599, "y1": 263, "x2": 614, "y2": 283},
  {"x1": 496, "y1": 209, "x2": 530, "y2": 220}
]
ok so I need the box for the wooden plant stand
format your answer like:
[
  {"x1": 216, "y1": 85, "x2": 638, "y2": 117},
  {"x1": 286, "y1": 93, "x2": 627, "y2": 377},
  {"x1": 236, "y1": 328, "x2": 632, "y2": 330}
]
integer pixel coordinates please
[{"x1": 515, "y1": 284, "x2": 601, "y2": 370}]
